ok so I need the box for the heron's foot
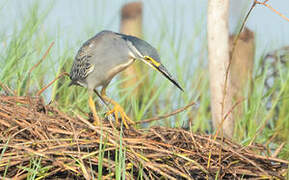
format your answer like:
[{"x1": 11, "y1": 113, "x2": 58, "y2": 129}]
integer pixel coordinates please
[
  {"x1": 88, "y1": 96, "x2": 100, "y2": 126},
  {"x1": 92, "y1": 116, "x2": 99, "y2": 126},
  {"x1": 106, "y1": 102, "x2": 134, "y2": 129}
]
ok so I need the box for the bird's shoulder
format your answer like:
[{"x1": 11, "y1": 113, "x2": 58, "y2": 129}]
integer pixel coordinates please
[
  {"x1": 75, "y1": 36, "x2": 98, "y2": 62},
  {"x1": 75, "y1": 31, "x2": 124, "y2": 61}
]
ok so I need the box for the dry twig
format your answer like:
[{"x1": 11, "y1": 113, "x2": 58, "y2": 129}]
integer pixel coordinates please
[
  {"x1": 36, "y1": 72, "x2": 70, "y2": 96},
  {"x1": 255, "y1": 0, "x2": 289, "y2": 22},
  {"x1": 136, "y1": 101, "x2": 195, "y2": 124},
  {"x1": 0, "y1": 95, "x2": 287, "y2": 179}
]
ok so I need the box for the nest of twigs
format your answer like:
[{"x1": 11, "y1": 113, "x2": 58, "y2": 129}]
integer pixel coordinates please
[{"x1": 0, "y1": 96, "x2": 288, "y2": 179}]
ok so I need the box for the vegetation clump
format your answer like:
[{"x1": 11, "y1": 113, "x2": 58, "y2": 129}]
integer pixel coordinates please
[{"x1": 0, "y1": 96, "x2": 288, "y2": 179}]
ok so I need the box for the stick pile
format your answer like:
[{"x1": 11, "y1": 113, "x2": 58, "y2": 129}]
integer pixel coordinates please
[{"x1": 0, "y1": 96, "x2": 288, "y2": 179}]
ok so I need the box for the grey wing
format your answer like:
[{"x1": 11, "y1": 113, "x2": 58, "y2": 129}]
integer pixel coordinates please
[{"x1": 69, "y1": 38, "x2": 96, "y2": 84}]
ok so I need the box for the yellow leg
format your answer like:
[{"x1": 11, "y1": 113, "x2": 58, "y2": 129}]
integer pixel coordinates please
[
  {"x1": 101, "y1": 87, "x2": 134, "y2": 129},
  {"x1": 88, "y1": 93, "x2": 100, "y2": 126}
]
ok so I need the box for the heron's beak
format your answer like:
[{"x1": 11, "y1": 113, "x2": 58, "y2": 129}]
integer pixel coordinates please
[{"x1": 142, "y1": 56, "x2": 184, "y2": 91}]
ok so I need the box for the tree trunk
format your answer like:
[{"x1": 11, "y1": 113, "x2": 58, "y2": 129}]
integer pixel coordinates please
[
  {"x1": 230, "y1": 28, "x2": 255, "y2": 120},
  {"x1": 207, "y1": 0, "x2": 234, "y2": 137}
]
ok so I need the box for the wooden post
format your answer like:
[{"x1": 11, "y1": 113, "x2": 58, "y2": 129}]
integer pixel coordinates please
[
  {"x1": 120, "y1": 2, "x2": 144, "y2": 98},
  {"x1": 207, "y1": 0, "x2": 234, "y2": 137},
  {"x1": 120, "y1": 2, "x2": 142, "y2": 38},
  {"x1": 229, "y1": 28, "x2": 255, "y2": 118}
]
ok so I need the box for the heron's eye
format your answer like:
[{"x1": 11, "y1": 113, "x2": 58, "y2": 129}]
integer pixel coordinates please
[{"x1": 144, "y1": 56, "x2": 152, "y2": 61}]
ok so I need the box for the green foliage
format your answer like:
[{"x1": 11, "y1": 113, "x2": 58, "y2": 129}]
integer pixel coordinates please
[
  {"x1": 0, "y1": 1, "x2": 288, "y2": 179},
  {"x1": 18, "y1": 156, "x2": 52, "y2": 180}
]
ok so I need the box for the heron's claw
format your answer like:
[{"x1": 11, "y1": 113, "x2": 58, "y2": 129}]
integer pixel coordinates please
[{"x1": 106, "y1": 103, "x2": 134, "y2": 129}]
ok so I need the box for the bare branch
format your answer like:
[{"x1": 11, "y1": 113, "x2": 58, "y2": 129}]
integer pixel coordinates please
[{"x1": 255, "y1": 0, "x2": 289, "y2": 22}]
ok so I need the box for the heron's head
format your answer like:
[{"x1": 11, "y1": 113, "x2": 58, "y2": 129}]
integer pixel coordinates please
[
  {"x1": 140, "y1": 55, "x2": 184, "y2": 91},
  {"x1": 121, "y1": 33, "x2": 184, "y2": 91}
]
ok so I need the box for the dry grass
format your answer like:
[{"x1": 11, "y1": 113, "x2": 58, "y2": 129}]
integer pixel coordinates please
[{"x1": 0, "y1": 95, "x2": 288, "y2": 179}]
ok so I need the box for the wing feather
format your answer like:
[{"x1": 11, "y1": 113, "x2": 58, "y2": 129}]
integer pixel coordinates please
[{"x1": 69, "y1": 38, "x2": 95, "y2": 83}]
